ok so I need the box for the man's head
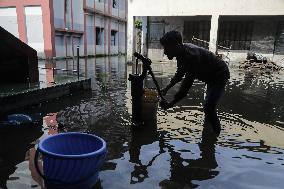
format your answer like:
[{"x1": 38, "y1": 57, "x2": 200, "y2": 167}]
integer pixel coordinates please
[{"x1": 160, "y1": 31, "x2": 183, "y2": 60}]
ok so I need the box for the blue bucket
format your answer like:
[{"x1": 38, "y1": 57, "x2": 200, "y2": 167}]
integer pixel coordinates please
[{"x1": 35, "y1": 132, "x2": 107, "y2": 189}]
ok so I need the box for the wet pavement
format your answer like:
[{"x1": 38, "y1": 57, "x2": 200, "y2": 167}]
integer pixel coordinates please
[{"x1": 0, "y1": 56, "x2": 284, "y2": 189}]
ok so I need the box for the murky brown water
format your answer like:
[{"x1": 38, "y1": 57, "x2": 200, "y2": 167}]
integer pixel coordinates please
[{"x1": 1, "y1": 57, "x2": 284, "y2": 189}]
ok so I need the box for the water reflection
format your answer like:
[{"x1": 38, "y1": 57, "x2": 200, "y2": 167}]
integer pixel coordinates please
[
  {"x1": 160, "y1": 126, "x2": 218, "y2": 189},
  {"x1": 129, "y1": 120, "x2": 160, "y2": 184},
  {"x1": 1, "y1": 58, "x2": 284, "y2": 189},
  {"x1": 129, "y1": 120, "x2": 219, "y2": 188}
]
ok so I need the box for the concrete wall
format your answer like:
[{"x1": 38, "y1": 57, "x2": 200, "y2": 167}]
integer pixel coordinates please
[
  {"x1": 53, "y1": 0, "x2": 127, "y2": 58},
  {"x1": 112, "y1": 0, "x2": 119, "y2": 17},
  {"x1": 95, "y1": 0, "x2": 104, "y2": 12},
  {"x1": 0, "y1": 0, "x2": 127, "y2": 59},
  {"x1": 146, "y1": 16, "x2": 211, "y2": 60},
  {"x1": 127, "y1": 0, "x2": 284, "y2": 62},
  {"x1": 118, "y1": 0, "x2": 126, "y2": 19},
  {"x1": 86, "y1": 0, "x2": 95, "y2": 8},
  {"x1": 128, "y1": 0, "x2": 284, "y2": 16}
]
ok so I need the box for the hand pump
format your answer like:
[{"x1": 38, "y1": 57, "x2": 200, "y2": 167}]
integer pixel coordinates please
[{"x1": 128, "y1": 52, "x2": 165, "y2": 122}]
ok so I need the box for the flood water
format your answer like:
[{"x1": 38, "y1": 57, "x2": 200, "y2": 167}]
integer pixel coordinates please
[{"x1": 1, "y1": 56, "x2": 284, "y2": 189}]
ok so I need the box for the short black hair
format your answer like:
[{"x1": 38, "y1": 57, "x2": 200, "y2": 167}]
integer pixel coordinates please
[{"x1": 160, "y1": 30, "x2": 183, "y2": 46}]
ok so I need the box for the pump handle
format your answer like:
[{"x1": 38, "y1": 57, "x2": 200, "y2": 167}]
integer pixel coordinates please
[
  {"x1": 133, "y1": 52, "x2": 166, "y2": 101},
  {"x1": 134, "y1": 52, "x2": 152, "y2": 65}
]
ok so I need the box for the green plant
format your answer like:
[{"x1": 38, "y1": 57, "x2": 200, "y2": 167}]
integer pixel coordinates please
[{"x1": 134, "y1": 20, "x2": 142, "y2": 29}]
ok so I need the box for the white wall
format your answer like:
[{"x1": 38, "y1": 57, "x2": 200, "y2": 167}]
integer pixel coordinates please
[
  {"x1": 25, "y1": 6, "x2": 44, "y2": 56},
  {"x1": 128, "y1": 0, "x2": 284, "y2": 16},
  {"x1": 111, "y1": 0, "x2": 119, "y2": 17},
  {"x1": 127, "y1": 0, "x2": 284, "y2": 61},
  {"x1": 95, "y1": 0, "x2": 104, "y2": 12},
  {"x1": 86, "y1": 0, "x2": 95, "y2": 8},
  {"x1": 0, "y1": 7, "x2": 19, "y2": 37},
  {"x1": 118, "y1": 0, "x2": 126, "y2": 19}
]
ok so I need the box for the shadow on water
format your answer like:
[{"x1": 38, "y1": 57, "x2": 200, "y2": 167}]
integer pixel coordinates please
[
  {"x1": 1, "y1": 57, "x2": 284, "y2": 189},
  {"x1": 0, "y1": 116, "x2": 44, "y2": 189},
  {"x1": 127, "y1": 119, "x2": 219, "y2": 189}
]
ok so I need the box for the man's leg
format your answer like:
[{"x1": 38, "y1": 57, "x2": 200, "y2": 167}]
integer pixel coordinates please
[{"x1": 203, "y1": 80, "x2": 227, "y2": 136}]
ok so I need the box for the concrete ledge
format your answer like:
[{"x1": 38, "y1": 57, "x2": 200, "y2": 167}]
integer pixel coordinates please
[
  {"x1": 0, "y1": 78, "x2": 91, "y2": 114},
  {"x1": 50, "y1": 53, "x2": 127, "y2": 60}
]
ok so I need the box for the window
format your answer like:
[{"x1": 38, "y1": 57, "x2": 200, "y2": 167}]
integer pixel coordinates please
[
  {"x1": 183, "y1": 21, "x2": 211, "y2": 49},
  {"x1": 218, "y1": 21, "x2": 253, "y2": 50},
  {"x1": 64, "y1": 0, "x2": 72, "y2": 28},
  {"x1": 111, "y1": 30, "x2": 117, "y2": 46},
  {"x1": 96, "y1": 27, "x2": 104, "y2": 45},
  {"x1": 149, "y1": 22, "x2": 164, "y2": 42}
]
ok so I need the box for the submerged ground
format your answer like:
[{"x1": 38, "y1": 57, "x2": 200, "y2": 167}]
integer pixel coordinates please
[{"x1": 1, "y1": 56, "x2": 284, "y2": 189}]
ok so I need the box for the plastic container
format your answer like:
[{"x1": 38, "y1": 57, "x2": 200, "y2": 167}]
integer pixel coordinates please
[
  {"x1": 142, "y1": 88, "x2": 159, "y2": 120},
  {"x1": 0, "y1": 114, "x2": 37, "y2": 130},
  {"x1": 7, "y1": 114, "x2": 32, "y2": 124},
  {"x1": 34, "y1": 132, "x2": 107, "y2": 189}
]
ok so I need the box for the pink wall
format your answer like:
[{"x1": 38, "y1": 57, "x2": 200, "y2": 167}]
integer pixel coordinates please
[{"x1": 0, "y1": 0, "x2": 55, "y2": 58}]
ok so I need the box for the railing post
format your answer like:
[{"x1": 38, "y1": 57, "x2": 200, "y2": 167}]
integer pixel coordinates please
[{"x1": 77, "y1": 46, "x2": 80, "y2": 80}]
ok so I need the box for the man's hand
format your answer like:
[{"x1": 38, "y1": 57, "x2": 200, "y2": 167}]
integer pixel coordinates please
[
  {"x1": 160, "y1": 99, "x2": 174, "y2": 110},
  {"x1": 160, "y1": 88, "x2": 168, "y2": 96}
]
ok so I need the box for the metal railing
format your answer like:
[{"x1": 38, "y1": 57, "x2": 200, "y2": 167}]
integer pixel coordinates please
[
  {"x1": 38, "y1": 46, "x2": 81, "y2": 81},
  {"x1": 191, "y1": 36, "x2": 232, "y2": 62}
]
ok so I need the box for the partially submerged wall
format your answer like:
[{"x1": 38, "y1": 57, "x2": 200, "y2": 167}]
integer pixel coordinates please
[{"x1": 0, "y1": 26, "x2": 38, "y2": 83}]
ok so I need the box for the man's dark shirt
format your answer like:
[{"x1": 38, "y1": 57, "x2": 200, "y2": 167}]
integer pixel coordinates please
[{"x1": 170, "y1": 43, "x2": 230, "y2": 100}]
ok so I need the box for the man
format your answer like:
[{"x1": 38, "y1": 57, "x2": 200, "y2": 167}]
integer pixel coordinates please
[{"x1": 159, "y1": 31, "x2": 230, "y2": 136}]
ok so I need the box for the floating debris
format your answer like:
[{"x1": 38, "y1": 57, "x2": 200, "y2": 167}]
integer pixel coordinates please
[{"x1": 239, "y1": 52, "x2": 283, "y2": 71}]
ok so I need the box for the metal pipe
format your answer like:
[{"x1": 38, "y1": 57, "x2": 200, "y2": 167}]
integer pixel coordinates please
[
  {"x1": 77, "y1": 46, "x2": 80, "y2": 80},
  {"x1": 136, "y1": 58, "x2": 138, "y2": 74},
  {"x1": 192, "y1": 36, "x2": 231, "y2": 50}
]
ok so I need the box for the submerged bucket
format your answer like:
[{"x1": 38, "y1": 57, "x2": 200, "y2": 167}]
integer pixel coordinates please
[
  {"x1": 142, "y1": 88, "x2": 159, "y2": 120},
  {"x1": 34, "y1": 132, "x2": 107, "y2": 189}
]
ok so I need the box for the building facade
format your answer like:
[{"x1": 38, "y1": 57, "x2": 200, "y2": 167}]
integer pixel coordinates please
[
  {"x1": 127, "y1": 0, "x2": 284, "y2": 64},
  {"x1": 0, "y1": 0, "x2": 127, "y2": 59}
]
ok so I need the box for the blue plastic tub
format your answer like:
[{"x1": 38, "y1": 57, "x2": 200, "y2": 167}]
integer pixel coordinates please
[
  {"x1": 0, "y1": 114, "x2": 33, "y2": 127},
  {"x1": 35, "y1": 132, "x2": 107, "y2": 189}
]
